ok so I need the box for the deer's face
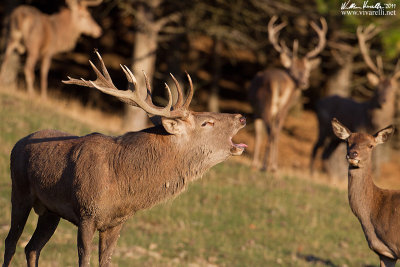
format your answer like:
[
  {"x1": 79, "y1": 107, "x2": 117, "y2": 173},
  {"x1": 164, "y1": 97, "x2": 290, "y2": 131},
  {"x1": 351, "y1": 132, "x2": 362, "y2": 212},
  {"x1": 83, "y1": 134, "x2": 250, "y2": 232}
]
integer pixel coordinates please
[
  {"x1": 283, "y1": 56, "x2": 321, "y2": 90},
  {"x1": 332, "y1": 118, "x2": 394, "y2": 168},
  {"x1": 345, "y1": 133, "x2": 376, "y2": 168},
  {"x1": 162, "y1": 112, "x2": 247, "y2": 162},
  {"x1": 74, "y1": 5, "x2": 102, "y2": 38}
]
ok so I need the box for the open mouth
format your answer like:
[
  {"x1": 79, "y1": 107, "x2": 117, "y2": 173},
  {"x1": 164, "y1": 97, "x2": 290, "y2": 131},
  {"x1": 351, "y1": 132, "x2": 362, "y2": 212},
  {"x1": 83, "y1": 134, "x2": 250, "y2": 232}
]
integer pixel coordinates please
[
  {"x1": 347, "y1": 158, "x2": 360, "y2": 167},
  {"x1": 230, "y1": 137, "x2": 248, "y2": 156}
]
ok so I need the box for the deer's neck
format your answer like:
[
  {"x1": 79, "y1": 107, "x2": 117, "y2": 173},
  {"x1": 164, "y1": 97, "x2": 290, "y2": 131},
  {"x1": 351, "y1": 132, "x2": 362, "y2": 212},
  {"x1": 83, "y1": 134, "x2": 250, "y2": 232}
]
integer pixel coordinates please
[
  {"x1": 49, "y1": 9, "x2": 81, "y2": 54},
  {"x1": 114, "y1": 128, "x2": 215, "y2": 211},
  {"x1": 348, "y1": 163, "x2": 380, "y2": 220}
]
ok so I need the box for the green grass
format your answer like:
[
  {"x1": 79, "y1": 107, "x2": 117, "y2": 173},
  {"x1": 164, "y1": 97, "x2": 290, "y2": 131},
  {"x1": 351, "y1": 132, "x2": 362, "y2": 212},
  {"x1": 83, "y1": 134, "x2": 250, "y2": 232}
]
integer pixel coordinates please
[{"x1": 0, "y1": 90, "x2": 379, "y2": 266}]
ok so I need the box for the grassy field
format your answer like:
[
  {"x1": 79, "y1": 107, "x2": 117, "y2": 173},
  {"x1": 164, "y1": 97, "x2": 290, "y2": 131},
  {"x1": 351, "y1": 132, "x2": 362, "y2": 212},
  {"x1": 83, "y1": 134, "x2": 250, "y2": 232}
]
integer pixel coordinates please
[{"x1": 0, "y1": 90, "x2": 379, "y2": 266}]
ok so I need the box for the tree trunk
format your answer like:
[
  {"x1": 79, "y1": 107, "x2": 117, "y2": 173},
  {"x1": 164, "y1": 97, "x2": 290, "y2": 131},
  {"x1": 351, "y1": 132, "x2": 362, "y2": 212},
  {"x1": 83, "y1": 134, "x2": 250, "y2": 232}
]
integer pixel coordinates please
[
  {"x1": 123, "y1": 4, "x2": 158, "y2": 131},
  {"x1": 208, "y1": 37, "x2": 222, "y2": 113}
]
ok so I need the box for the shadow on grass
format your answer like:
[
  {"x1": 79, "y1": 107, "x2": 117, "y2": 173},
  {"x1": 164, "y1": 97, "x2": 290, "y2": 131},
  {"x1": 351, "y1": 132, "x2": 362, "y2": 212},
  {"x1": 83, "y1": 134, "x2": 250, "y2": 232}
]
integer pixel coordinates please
[{"x1": 297, "y1": 253, "x2": 337, "y2": 267}]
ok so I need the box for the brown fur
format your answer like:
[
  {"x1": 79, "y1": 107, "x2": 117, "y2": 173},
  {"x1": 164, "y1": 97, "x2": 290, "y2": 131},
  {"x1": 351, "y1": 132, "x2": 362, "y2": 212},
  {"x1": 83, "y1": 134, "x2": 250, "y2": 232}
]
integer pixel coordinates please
[
  {"x1": 0, "y1": 1, "x2": 102, "y2": 98},
  {"x1": 332, "y1": 119, "x2": 398, "y2": 267},
  {"x1": 310, "y1": 74, "x2": 398, "y2": 175},
  {"x1": 3, "y1": 111, "x2": 246, "y2": 267},
  {"x1": 249, "y1": 16, "x2": 326, "y2": 172}
]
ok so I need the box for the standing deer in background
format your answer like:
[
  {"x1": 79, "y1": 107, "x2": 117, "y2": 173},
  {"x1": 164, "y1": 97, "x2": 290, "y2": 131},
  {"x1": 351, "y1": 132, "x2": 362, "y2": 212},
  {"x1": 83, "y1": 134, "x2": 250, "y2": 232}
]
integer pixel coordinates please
[
  {"x1": 310, "y1": 25, "x2": 400, "y2": 176},
  {"x1": 249, "y1": 16, "x2": 327, "y2": 172},
  {"x1": 332, "y1": 118, "x2": 399, "y2": 267},
  {"x1": 0, "y1": 0, "x2": 102, "y2": 98},
  {"x1": 2, "y1": 51, "x2": 247, "y2": 267}
]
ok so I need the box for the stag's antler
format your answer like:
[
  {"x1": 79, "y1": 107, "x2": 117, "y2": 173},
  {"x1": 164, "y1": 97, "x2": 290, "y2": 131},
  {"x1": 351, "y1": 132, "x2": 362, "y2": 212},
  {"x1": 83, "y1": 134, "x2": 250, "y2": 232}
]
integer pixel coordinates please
[
  {"x1": 357, "y1": 24, "x2": 383, "y2": 76},
  {"x1": 305, "y1": 17, "x2": 328, "y2": 58},
  {"x1": 268, "y1": 16, "x2": 292, "y2": 56},
  {"x1": 63, "y1": 51, "x2": 193, "y2": 118},
  {"x1": 269, "y1": 16, "x2": 327, "y2": 59},
  {"x1": 80, "y1": 0, "x2": 103, "y2": 7}
]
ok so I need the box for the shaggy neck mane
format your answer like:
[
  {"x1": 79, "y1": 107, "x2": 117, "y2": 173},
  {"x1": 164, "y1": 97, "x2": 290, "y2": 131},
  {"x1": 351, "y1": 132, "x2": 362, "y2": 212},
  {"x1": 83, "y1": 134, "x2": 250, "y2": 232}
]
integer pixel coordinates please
[
  {"x1": 50, "y1": 8, "x2": 81, "y2": 53},
  {"x1": 112, "y1": 126, "x2": 213, "y2": 211}
]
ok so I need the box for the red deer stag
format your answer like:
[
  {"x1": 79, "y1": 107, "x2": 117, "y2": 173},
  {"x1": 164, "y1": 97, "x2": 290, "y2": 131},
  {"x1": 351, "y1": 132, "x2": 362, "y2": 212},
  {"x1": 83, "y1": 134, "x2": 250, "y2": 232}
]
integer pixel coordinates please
[
  {"x1": 2, "y1": 51, "x2": 247, "y2": 267},
  {"x1": 332, "y1": 118, "x2": 398, "y2": 267},
  {"x1": 249, "y1": 16, "x2": 327, "y2": 172},
  {"x1": 0, "y1": 0, "x2": 102, "y2": 98},
  {"x1": 310, "y1": 25, "x2": 400, "y2": 176}
]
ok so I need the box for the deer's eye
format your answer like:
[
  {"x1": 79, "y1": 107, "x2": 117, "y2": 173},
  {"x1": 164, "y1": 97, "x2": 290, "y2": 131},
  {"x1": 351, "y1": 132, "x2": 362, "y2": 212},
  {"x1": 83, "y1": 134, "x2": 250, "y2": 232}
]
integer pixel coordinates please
[
  {"x1": 368, "y1": 144, "x2": 374, "y2": 149},
  {"x1": 201, "y1": 121, "x2": 214, "y2": 127}
]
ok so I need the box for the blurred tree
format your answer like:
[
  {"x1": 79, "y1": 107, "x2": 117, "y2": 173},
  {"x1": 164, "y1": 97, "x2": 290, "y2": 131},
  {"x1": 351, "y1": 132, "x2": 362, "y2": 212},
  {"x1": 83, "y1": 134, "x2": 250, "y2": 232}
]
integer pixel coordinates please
[{"x1": 117, "y1": 0, "x2": 181, "y2": 130}]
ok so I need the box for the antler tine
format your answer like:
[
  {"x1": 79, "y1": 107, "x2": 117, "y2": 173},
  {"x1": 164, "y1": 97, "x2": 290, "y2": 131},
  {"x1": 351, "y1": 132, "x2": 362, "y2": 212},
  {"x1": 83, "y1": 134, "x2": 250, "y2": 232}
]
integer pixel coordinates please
[
  {"x1": 392, "y1": 59, "x2": 400, "y2": 80},
  {"x1": 183, "y1": 72, "x2": 194, "y2": 109},
  {"x1": 268, "y1": 16, "x2": 290, "y2": 55},
  {"x1": 292, "y1": 39, "x2": 299, "y2": 58},
  {"x1": 63, "y1": 51, "x2": 174, "y2": 118},
  {"x1": 169, "y1": 73, "x2": 184, "y2": 109},
  {"x1": 357, "y1": 24, "x2": 382, "y2": 76},
  {"x1": 305, "y1": 17, "x2": 328, "y2": 58}
]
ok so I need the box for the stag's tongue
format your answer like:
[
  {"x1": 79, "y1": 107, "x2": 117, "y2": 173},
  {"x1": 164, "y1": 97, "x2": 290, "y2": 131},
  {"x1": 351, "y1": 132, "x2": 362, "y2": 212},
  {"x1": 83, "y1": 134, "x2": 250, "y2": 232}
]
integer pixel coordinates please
[{"x1": 234, "y1": 143, "x2": 248, "y2": 149}]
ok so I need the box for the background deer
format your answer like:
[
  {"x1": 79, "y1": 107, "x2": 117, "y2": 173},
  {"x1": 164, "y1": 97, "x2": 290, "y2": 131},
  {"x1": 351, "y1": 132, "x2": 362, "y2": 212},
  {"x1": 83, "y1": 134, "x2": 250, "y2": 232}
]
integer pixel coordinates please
[
  {"x1": 249, "y1": 16, "x2": 327, "y2": 172},
  {"x1": 0, "y1": 0, "x2": 102, "y2": 98},
  {"x1": 310, "y1": 25, "x2": 400, "y2": 176},
  {"x1": 332, "y1": 118, "x2": 398, "y2": 267},
  {"x1": 2, "y1": 51, "x2": 247, "y2": 267}
]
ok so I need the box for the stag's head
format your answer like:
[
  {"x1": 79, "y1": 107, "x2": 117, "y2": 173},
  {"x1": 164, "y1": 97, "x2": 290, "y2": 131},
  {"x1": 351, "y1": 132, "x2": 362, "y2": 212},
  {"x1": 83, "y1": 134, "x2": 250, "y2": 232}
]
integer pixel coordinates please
[
  {"x1": 332, "y1": 118, "x2": 394, "y2": 168},
  {"x1": 357, "y1": 24, "x2": 400, "y2": 109},
  {"x1": 67, "y1": 0, "x2": 102, "y2": 38},
  {"x1": 63, "y1": 52, "x2": 247, "y2": 163},
  {"x1": 268, "y1": 16, "x2": 327, "y2": 89}
]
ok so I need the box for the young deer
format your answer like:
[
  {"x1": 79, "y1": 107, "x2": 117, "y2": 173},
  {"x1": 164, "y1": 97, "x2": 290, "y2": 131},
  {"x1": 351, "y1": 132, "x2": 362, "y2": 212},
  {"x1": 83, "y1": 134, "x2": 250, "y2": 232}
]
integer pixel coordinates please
[
  {"x1": 310, "y1": 25, "x2": 400, "y2": 175},
  {"x1": 332, "y1": 118, "x2": 398, "y2": 267},
  {"x1": 249, "y1": 16, "x2": 327, "y2": 172},
  {"x1": 0, "y1": 0, "x2": 102, "y2": 98},
  {"x1": 2, "y1": 51, "x2": 247, "y2": 267}
]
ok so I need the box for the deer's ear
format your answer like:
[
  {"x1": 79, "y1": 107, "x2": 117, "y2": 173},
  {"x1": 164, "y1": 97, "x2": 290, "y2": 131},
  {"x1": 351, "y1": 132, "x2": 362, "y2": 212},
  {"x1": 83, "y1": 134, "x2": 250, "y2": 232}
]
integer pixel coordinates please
[
  {"x1": 332, "y1": 118, "x2": 351, "y2": 140},
  {"x1": 367, "y1": 72, "x2": 380, "y2": 87},
  {"x1": 309, "y1": 57, "x2": 321, "y2": 70},
  {"x1": 161, "y1": 118, "x2": 186, "y2": 135},
  {"x1": 374, "y1": 125, "x2": 395, "y2": 144},
  {"x1": 280, "y1": 53, "x2": 292, "y2": 68}
]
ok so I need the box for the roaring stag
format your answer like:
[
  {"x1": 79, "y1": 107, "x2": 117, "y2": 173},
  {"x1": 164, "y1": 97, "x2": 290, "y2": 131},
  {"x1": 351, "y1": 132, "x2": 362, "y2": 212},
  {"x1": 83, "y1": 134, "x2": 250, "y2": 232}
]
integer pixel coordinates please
[
  {"x1": 0, "y1": 0, "x2": 102, "y2": 98},
  {"x1": 310, "y1": 24, "x2": 400, "y2": 176},
  {"x1": 249, "y1": 16, "x2": 327, "y2": 172},
  {"x1": 2, "y1": 51, "x2": 247, "y2": 267},
  {"x1": 332, "y1": 118, "x2": 398, "y2": 267}
]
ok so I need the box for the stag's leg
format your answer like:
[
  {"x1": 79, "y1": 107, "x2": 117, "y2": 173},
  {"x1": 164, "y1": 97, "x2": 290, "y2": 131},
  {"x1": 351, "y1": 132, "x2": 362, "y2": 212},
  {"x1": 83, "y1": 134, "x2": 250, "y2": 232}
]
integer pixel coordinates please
[
  {"x1": 379, "y1": 255, "x2": 396, "y2": 267},
  {"x1": 25, "y1": 211, "x2": 60, "y2": 267},
  {"x1": 252, "y1": 118, "x2": 266, "y2": 170},
  {"x1": 3, "y1": 199, "x2": 32, "y2": 267},
  {"x1": 24, "y1": 52, "x2": 39, "y2": 95},
  {"x1": 77, "y1": 219, "x2": 96, "y2": 267},
  {"x1": 40, "y1": 56, "x2": 52, "y2": 99},
  {"x1": 98, "y1": 224, "x2": 123, "y2": 267}
]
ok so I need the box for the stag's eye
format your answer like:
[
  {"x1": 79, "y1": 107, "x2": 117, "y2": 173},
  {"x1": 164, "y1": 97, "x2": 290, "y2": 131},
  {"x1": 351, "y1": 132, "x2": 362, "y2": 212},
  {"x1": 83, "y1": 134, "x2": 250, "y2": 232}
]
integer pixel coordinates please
[
  {"x1": 201, "y1": 121, "x2": 215, "y2": 127},
  {"x1": 368, "y1": 144, "x2": 374, "y2": 149}
]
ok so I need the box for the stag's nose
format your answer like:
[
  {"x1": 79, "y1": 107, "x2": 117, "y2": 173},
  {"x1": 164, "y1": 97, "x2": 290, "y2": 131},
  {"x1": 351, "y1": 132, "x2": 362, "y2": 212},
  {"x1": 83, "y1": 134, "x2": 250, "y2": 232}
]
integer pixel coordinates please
[
  {"x1": 347, "y1": 151, "x2": 358, "y2": 159},
  {"x1": 239, "y1": 116, "x2": 246, "y2": 125}
]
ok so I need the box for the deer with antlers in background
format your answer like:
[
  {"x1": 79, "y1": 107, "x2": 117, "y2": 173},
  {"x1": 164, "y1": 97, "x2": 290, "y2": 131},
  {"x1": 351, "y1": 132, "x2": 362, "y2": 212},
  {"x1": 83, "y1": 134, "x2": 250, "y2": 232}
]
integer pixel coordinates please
[
  {"x1": 2, "y1": 51, "x2": 247, "y2": 267},
  {"x1": 249, "y1": 16, "x2": 327, "y2": 172},
  {"x1": 0, "y1": 0, "x2": 102, "y2": 99},
  {"x1": 310, "y1": 25, "x2": 400, "y2": 176},
  {"x1": 332, "y1": 118, "x2": 399, "y2": 267}
]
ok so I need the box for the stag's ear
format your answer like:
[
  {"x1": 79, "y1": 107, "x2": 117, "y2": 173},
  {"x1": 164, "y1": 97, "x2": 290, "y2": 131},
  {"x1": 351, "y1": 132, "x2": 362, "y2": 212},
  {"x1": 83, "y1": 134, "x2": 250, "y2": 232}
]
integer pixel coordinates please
[
  {"x1": 280, "y1": 53, "x2": 292, "y2": 68},
  {"x1": 161, "y1": 117, "x2": 186, "y2": 135},
  {"x1": 332, "y1": 118, "x2": 351, "y2": 140},
  {"x1": 367, "y1": 72, "x2": 380, "y2": 87},
  {"x1": 309, "y1": 57, "x2": 321, "y2": 70},
  {"x1": 374, "y1": 125, "x2": 395, "y2": 144}
]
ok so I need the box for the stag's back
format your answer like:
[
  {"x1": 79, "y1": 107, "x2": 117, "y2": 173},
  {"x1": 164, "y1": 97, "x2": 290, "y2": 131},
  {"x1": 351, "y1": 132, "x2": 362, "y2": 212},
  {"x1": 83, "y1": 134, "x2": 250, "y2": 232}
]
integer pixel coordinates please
[{"x1": 249, "y1": 69, "x2": 296, "y2": 122}]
